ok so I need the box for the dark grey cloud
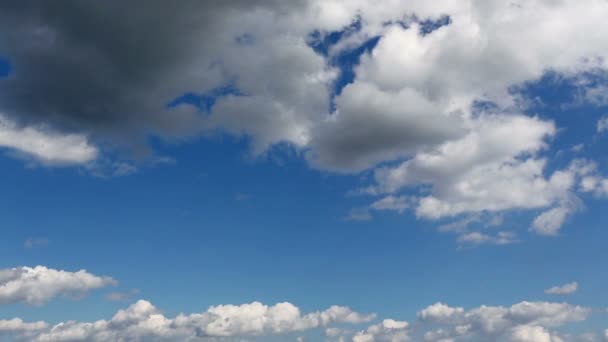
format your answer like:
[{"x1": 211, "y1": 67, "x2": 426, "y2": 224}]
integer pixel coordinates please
[{"x1": 0, "y1": 1, "x2": 305, "y2": 154}]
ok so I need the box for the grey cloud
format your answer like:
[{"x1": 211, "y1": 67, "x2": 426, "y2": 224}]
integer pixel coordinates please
[{"x1": 0, "y1": 1, "x2": 308, "y2": 155}]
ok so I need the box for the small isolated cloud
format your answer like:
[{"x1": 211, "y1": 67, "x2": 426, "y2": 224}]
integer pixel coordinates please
[
  {"x1": 23, "y1": 237, "x2": 49, "y2": 249},
  {"x1": 105, "y1": 289, "x2": 140, "y2": 302},
  {"x1": 457, "y1": 231, "x2": 519, "y2": 246},
  {"x1": 0, "y1": 266, "x2": 116, "y2": 306},
  {"x1": 545, "y1": 282, "x2": 579, "y2": 295},
  {"x1": 344, "y1": 207, "x2": 372, "y2": 222},
  {"x1": 598, "y1": 116, "x2": 608, "y2": 134}
]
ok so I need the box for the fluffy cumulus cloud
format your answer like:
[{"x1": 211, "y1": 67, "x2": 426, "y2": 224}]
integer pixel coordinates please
[
  {"x1": 415, "y1": 301, "x2": 591, "y2": 342},
  {"x1": 2, "y1": 294, "x2": 606, "y2": 342},
  {"x1": 2, "y1": 300, "x2": 374, "y2": 341},
  {"x1": 0, "y1": 266, "x2": 116, "y2": 306},
  {"x1": 2, "y1": 1, "x2": 608, "y2": 236}
]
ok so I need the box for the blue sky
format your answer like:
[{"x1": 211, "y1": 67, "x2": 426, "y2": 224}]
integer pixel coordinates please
[{"x1": 1, "y1": 1, "x2": 608, "y2": 341}]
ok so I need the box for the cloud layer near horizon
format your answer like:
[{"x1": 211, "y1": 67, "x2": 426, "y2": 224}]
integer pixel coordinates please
[
  {"x1": 0, "y1": 265, "x2": 605, "y2": 341},
  {"x1": 0, "y1": 298, "x2": 603, "y2": 342}
]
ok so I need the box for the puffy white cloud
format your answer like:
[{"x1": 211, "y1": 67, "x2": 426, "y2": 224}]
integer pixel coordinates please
[
  {"x1": 509, "y1": 325, "x2": 562, "y2": 342},
  {"x1": 415, "y1": 301, "x2": 590, "y2": 342},
  {"x1": 308, "y1": 0, "x2": 608, "y2": 239},
  {"x1": 418, "y1": 303, "x2": 465, "y2": 324},
  {"x1": 372, "y1": 115, "x2": 557, "y2": 217},
  {"x1": 4, "y1": 300, "x2": 373, "y2": 341},
  {"x1": 352, "y1": 319, "x2": 410, "y2": 342},
  {"x1": 0, "y1": 114, "x2": 97, "y2": 165},
  {"x1": 3, "y1": 297, "x2": 603, "y2": 342},
  {"x1": 545, "y1": 283, "x2": 579, "y2": 296},
  {"x1": 0, "y1": 318, "x2": 47, "y2": 332},
  {"x1": 0, "y1": 266, "x2": 116, "y2": 306}
]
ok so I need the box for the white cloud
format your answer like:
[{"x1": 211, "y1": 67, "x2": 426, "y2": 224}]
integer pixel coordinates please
[
  {"x1": 2, "y1": 296, "x2": 603, "y2": 342},
  {"x1": 457, "y1": 231, "x2": 518, "y2": 246},
  {"x1": 598, "y1": 116, "x2": 608, "y2": 133},
  {"x1": 353, "y1": 319, "x2": 410, "y2": 342},
  {"x1": 0, "y1": 114, "x2": 97, "y2": 165},
  {"x1": 415, "y1": 301, "x2": 590, "y2": 341},
  {"x1": 0, "y1": 318, "x2": 47, "y2": 332},
  {"x1": 2, "y1": 0, "x2": 608, "y2": 239},
  {"x1": 545, "y1": 283, "x2": 579, "y2": 296},
  {"x1": 531, "y1": 205, "x2": 575, "y2": 237},
  {"x1": 0, "y1": 266, "x2": 116, "y2": 306},
  {"x1": 3, "y1": 300, "x2": 374, "y2": 341},
  {"x1": 372, "y1": 115, "x2": 557, "y2": 218},
  {"x1": 509, "y1": 325, "x2": 562, "y2": 342}
]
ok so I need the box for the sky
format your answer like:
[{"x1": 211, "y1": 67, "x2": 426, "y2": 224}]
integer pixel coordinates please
[{"x1": 1, "y1": 1, "x2": 608, "y2": 341}]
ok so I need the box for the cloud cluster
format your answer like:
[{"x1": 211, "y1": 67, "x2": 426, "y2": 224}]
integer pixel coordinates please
[
  {"x1": 2, "y1": 300, "x2": 374, "y2": 341},
  {"x1": 416, "y1": 301, "x2": 591, "y2": 342},
  {"x1": 2, "y1": 1, "x2": 608, "y2": 237},
  {"x1": 0, "y1": 266, "x2": 116, "y2": 306},
  {"x1": 1, "y1": 290, "x2": 605, "y2": 342}
]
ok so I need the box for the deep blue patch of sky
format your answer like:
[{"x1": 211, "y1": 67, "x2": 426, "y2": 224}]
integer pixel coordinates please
[
  {"x1": 0, "y1": 57, "x2": 11, "y2": 78},
  {"x1": 167, "y1": 84, "x2": 243, "y2": 113}
]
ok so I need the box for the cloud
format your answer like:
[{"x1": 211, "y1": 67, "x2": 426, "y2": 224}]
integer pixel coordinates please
[
  {"x1": 105, "y1": 289, "x2": 140, "y2": 302},
  {"x1": 545, "y1": 283, "x2": 579, "y2": 296},
  {"x1": 0, "y1": 318, "x2": 48, "y2": 341},
  {"x1": 344, "y1": 207, "x2": 373, "y2": 222},
  {"x1": 456, "y1": 231, "x2": 518, "y2": 246},
  {"x1": 0, "y1": 114, "x2": 97, "y2": 165},
  {"x1": 3, "y1": 1, "x2": 608, "y2": 239},
  {"x1": 509, "y1": 325, "x2": 562, "y2": 342},
  {"x1": 597, "y1": 116, "x2": 608, "y2": 133},
  {"x1": 370, "y1": 195, "x2": 412, "y2": 213},
  {"x1": 326, "y1": 299, "x2": 598, "y2": 342},
  {"x1": 1, "y1": 0, "x2": 607, "y2": 164},
  {"x1": 24, "y1": 237, "x2": 50, "y2": 249},
  {"x1": 0, "y1": 266, "x2": 116, "y2": 306},
  {"x1": 352, "y1": 319, "x2": 410, "y2": 342},
  {"x1": 372, "y1": 114, "x2": 557, "y2": 217},
  {"x1": 2, "y1": 300, "x2": 374, "y2": 341},
  {"x1": 2, "y1": 295, "x2": 604, "y2": 342},
  {"x1": 415, "y1": 301, "x2": 590, "y2": 342}
]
